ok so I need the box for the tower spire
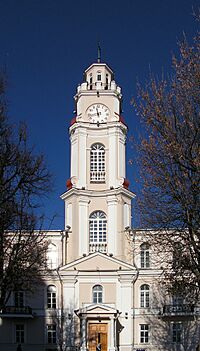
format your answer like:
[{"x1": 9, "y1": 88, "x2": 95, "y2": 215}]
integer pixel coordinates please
[{"x1": 97, "y1": 42, "x2": 101, "y2": 63}]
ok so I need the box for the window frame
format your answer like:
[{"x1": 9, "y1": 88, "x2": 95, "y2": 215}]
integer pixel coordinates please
[
  {"x1": 47, "y1": 324, "x2": 57, "y2": 344},
  {"x1": 14, "y1": 291, "x2": 24, "y2": 307},
  {"x1": 97, "y1": 71, "x2": 102, "y2": 81},
  {"x1": 89, "y1": 211, "x2": 107, "y2": 248},
  {"x1": 92, "y1": 285, "x2": 103, "y2": 304},
  {"x1": 15, "y1": 324, "x2": 25, "y2": 344},
  {"x1": 140, "y1": 324, "x2": 149, "y2": 344},
  {"x1": 172, "y1": 322, "x2": 182, "y2": 343},
  {"x1": 90, "y1": 143, "x2": 105, "y2": 183},
  {"x1": 47, "y1": 285, "x2": 56, "y2": 309},
  {"x1": 140, "y1": 284, "x2": 150, "y2": 308},
  {"x1": 140, "y1": 243, "x2": 150, "y2": 269}
]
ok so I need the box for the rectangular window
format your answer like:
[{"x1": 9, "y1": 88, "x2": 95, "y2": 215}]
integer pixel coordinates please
[
  {"x1": 16, "y1": 324, "x2": 24, "y2": 343},
  {"x1": 140, "y1": 324, "x2": 149, "y2": 343},
  {"x1": 140, "y1": 291, "x2": 149, "y2": 308},
  {"x1": 14, "y1": 291, "x2": 24, "y2": 307},
  {"x1": 172, "y1": 322, "x2": 182, "y2": 343},
  {"x1": 141, "y1": 249, "x2": 150, "y2": 268},
  {"x1": 47, "y1": 324, "x2": 56, "y2": 344},
  {"x1": 97, "y1": 74, "x2": 101, "y2": 81},
  {"x1": 47, "y1": 292, "x2": 56, "y2": 309},
  {"x1": 172, "y1": 295, "x2": 184, "y2": 305}
]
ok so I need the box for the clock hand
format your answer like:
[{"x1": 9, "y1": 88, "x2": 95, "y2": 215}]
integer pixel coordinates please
[{"x1": 96, "y1": 108, "x2": 99, "y2": 117}]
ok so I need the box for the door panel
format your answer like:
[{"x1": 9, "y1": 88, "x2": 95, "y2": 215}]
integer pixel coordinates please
[{"x1": 88, "y1": 323, "x2": 108, "y2": 351}]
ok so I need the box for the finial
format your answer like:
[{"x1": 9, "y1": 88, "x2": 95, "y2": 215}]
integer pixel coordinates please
[{"x1": 97, "y1": 42, "x2": 101, "y2": 63}]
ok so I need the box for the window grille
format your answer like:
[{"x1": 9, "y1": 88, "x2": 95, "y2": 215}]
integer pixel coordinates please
[
  {"x1": 93, "y1": 285, "x2": 103, "y2": 303},
  {"x1": 172, "y1": 322, "x2": 182, "y2": 343},
  {"x1": 89, "y1": 211, "x2": 107, "y2": 252},
  {"x1": 140, "y1": 284, "x2": 150, "y2": 308},
  {"x1": 47, "y1": 324, "x2": 57, "y2": 344},
  {"x1": 16, "y1": 324, "x2": 24, "y2": 343},
  {"x1": 140, "y1": 243, "x2": 150, "y2": 268},
  {"x1": 90, "y1": 144, "x2": 105, "y2": 182},
  {"x1": 47, "y1": 285, "x2": 56, "y2": 309},
  {"x1": 140, "y1": 324, "x2": 149, "y2": 343},
  {"x1": 14, "y1": 291, "x2": 24, "y2": 307}
]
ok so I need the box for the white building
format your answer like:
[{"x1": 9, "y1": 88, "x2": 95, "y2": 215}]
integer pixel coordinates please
[{"x1": 0, "y1": 60, "x2": 199, "y2": 351}]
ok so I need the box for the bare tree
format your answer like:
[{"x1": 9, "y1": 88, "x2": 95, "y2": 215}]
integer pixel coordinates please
[
  {"x1": 0, "y1": 74, "x2": 52, "y2": 310},
  {"x1": 132, "y1": 21, "x2": 200, "y2": 299}
]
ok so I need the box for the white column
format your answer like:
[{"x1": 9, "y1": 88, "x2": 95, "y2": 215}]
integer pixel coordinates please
[
  {"x1": 107, "y1": 196, "x2": 118, "y2": 255},
  {"x1": 80, "y1": 317, "x2": 87, "y2": 351},
  {"x1": 79, "y1": 197, "x2": 89, "y2": 256},
  {"x1": 109, "y1": 317, "x2": 116, "y2": 351}
]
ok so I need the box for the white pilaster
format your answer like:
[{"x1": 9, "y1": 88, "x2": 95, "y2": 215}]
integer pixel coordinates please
[
  {"x1": 118, "y1": 276, "x2": 134, "y2": 350},
  {"x1": 118, "y1": 131, "x2": 126, "y2": 179},
  {"x1": 66, "y1": 203, "x2": 72, "y2": 228},
  {"x1": 123, "y1": 203, "x2": 131, "y2": 229},
  {"x1": 70, "y1": 132, "x2": 78, "y2": 180},
  {"x1": 79, "y1": 197, "x2": 89, "y2": 256},
  {"x1": 108, "y1": 128, "x2": 117, "y2": 188},
  {"x1": 107, "y1": 196, "x2": 118, "y2": 254},
  {"x1": 78, "y1": 128, "x2": 87, "y2": 188}
]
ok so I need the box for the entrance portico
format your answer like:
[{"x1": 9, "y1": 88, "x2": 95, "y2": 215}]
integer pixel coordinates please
[{"x1": 75, "y1": 304, "x2": 120, "y2": 351}]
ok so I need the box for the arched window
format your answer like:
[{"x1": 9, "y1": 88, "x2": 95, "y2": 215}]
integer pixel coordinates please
[
  {"x1": 47, "y1": 285, "x2": 56, "y2": 309},
  {"x1": 105, "y1": 73, "x2": 109, "y2": 90},
  {"x1": 89, "y1": 211, "x2": 107, "y2": 252},
  {"x1": 140, "y1": 243, "x2": 150, "y2": 268},
  {"x1": 93, "y1": 285, "x2": 103, "y2": 303},
  {"x1": 140, "y1": 284, "x2": 150, "y2": 308},
  {"x1": 89, "y1": 73, "x2": 93, "y2": 90},
  {"x1": 97, "y1": 71, "x2": 102, "y2": 81},
  {"x1": 90, "y1": 144, "x2": 105, "y2": 183}
]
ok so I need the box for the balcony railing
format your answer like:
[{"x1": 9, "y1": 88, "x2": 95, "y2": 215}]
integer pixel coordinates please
[
  {"x1": 162, "y1": 304, "x2": 194, "y2": 316},
  {"x1": 1, "y1": 305, "x2": 33, "y2": 316},
  {"x1": 89, "y1": 242, "x2": 107, "y2": 253},
  {"x1": 90, "y1": 171, "x2": 105, "y2": 182}
]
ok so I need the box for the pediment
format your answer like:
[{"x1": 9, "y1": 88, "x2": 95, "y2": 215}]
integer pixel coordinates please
[
  {"x1": 75, "y1": 303, "x2": 119, "y2": 317},
  {"x1": 60, "y1": 252, "x2": 135, "y2": 272}
]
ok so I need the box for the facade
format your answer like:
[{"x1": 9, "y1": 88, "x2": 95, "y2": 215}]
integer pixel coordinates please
[{"x1": 0, "y1": 61, "x2": 199, "y2": 351}]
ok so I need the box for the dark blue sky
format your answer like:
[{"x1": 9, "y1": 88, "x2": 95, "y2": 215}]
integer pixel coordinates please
[{"x1": 0, "y1": 0, "x2": 199, "y2": 229}]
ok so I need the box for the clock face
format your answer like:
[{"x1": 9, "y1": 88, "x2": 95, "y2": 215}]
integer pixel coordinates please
[{"x1": 87, "y1": 104, "x2": 110, "y2": 123}]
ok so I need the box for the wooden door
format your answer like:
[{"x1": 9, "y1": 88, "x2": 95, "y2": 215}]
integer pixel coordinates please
[{"x1": 88, "y1": 323, "x2": 108, "y2": 351}]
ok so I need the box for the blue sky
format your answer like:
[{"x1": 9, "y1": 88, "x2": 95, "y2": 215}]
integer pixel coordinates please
[{"x1": 0, "y1": 0, "x2": 199, "y2": 229}]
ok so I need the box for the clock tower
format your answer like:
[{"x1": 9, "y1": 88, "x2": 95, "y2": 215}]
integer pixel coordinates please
[
  {"x1": 59, "y1": 61, "x2": 137, "y2": 351},
  {"x1": 61, "y1": 61, "x2": 135, "y2": 264}
]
